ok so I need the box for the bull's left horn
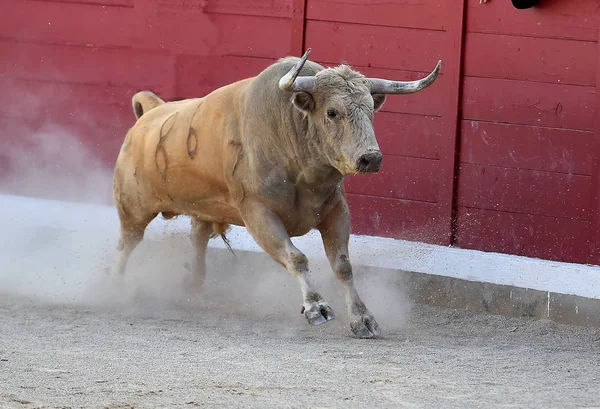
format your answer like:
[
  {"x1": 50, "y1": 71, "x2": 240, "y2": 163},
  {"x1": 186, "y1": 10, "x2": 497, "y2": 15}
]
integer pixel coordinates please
[
  {"x1": 368, "y1": 60, "x2": 442, "y2": 94},
  {"x1": 279, "y1": 48, "x2": 317, "y2": 93}
]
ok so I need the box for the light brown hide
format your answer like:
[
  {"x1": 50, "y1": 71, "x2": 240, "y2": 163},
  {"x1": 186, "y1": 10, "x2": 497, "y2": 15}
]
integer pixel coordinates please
[{"x1": 115, "y1": 86, "x2": 247, "y2": 228}]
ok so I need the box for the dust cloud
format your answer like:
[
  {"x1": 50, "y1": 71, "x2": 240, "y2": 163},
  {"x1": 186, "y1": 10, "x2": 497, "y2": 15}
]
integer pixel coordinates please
[{"x1": 0, "y1": 98, "x2": 411, "y2": 336}]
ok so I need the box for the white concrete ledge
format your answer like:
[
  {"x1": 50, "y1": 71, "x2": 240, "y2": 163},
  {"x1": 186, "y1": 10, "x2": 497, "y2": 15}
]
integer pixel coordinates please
[{"x1": 2, "y1": 193, "x2": 599, "y2": 300}]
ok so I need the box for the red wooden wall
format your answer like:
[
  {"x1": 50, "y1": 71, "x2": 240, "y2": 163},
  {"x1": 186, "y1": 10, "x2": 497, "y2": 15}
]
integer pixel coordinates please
[
  {"x1": 1, "y1": 0, "x2": 599, "y2": 266},
  {"x1": 456, "y1": 0, "x2": 599, "y2": 264}
]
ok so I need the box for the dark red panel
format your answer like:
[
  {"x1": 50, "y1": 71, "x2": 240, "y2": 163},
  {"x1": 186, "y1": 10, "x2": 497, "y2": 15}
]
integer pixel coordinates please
[
  {"x1": 345, "y1": 156, "x2": 439, "y2": 203},
  {"x1": 346, "y1": 194, "x2": 447, "y2": 245},
  {"x1": 375, "y1": 113, "x2": 441, "y2": 159},
  {"x1": 40, "y1": 0, "x2": 133, "y2": 6},
  {"x1": 457, "y1": 163, "x2": 591, "y2": 220},
  {"x1": 135, "y1": 5, "x2": 292, "y2": 58},
  {"x1": 462, "y1": 77, "x2": 596, "y2": 131},
  {"x1": 0, "y1": 78, "x2": 136, "y2": 128},
  {"x1": 466, "y1": 0, "x2": 599, "y2": 41},
  {"x1": 305, "y1": 20, "x2": 445, "y2": 72},
  {"x1": 455, "y1": 206, "x2": 590, "y2": 264},
  {"x1": 460, "y1": 121, "x2": 593, "y2": 175},
  {"x1": 0, "y1": 0, "x2": 134, "y2": 47},
  {"x1": 306, "y1": 0, "x2": 446, "y2": 31},
  {"x1": 175, "y1": 55, "x2": 276, "y2": 98},
  {"x1": 464, "y1": 33, "x2": 597, "y2": 87},
  {"x1": 205, "y1": 0, "x2": 293, "y2": 18},
  {"x1": 0, "y1": 40, "x2": 176, "y2": 96}
]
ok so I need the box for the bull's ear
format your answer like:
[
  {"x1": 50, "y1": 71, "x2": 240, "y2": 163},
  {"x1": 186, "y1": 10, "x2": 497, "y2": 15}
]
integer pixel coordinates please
[
  {"x1": 292, "y1": 92, "x2": 315, "y2": 113},
  {"x1": 372, "y1": 94, "x2": 386, "y2": 112}
]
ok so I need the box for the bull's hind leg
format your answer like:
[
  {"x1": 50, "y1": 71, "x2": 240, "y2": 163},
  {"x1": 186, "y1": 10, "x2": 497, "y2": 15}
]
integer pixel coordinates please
[
  {"x1": 240, "y1": 202, "x2": 335, "y2": 326},
  {"x1": 318, "y1": 199, "x2": 380, "y2": 338},
  {"x1": 112, "y1": 212, "x2": 156, "y2": 275},
  {"x1": 184, "y1": 217, "x2": 213, "y2": 295}
]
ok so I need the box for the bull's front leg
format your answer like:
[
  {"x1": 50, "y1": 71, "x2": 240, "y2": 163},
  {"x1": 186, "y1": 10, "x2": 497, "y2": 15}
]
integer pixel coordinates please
[
  {"x1": 240, "y1": 202, "x2": 335, "y2": 326},
  {"x1": 318, "y1": 199, "x2": 381, "y2": 338}
]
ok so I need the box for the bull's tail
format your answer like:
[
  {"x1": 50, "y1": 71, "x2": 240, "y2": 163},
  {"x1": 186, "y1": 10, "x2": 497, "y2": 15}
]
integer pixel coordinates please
[
  {"x1": 211, "y1": 222, "x2": 236, "y2": 256},
  {"x1": 131, "y1": 90, "x2": 165, "y2": 119}
]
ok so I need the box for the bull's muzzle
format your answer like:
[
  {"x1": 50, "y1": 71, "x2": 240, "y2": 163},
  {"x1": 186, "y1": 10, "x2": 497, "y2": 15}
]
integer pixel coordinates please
[{"x1": 356, "y1": 150, "x2": 383, "y2": 173}]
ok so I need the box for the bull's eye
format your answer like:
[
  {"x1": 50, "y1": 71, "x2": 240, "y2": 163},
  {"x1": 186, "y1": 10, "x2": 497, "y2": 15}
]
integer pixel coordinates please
[{"x1": 326, "y1": 109, "x2": 338, "y2": 118}]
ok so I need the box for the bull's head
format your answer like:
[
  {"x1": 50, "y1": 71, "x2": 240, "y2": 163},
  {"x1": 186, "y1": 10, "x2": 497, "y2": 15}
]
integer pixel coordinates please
[{"x1": 279, "y1": 48, "x2": 441, "y2": 175}]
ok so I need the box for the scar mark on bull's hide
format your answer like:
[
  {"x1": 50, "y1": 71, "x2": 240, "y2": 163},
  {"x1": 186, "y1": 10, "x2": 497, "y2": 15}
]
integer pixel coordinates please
[
  {"x1": 133, "y1": 166, "x2": 143, "y2": 209},
  {"x1": 155, "y1": 112, "x2": 179, "y2": 178},
  {"x1": 187, "y1": 127, "x2": 198, "y2": 159},
  {"x1": 186, "y1": 101, "x2": 203, "y2": 159},
  {"x1": 229, "y1": 141, "x2": 245, "y2": 202}
]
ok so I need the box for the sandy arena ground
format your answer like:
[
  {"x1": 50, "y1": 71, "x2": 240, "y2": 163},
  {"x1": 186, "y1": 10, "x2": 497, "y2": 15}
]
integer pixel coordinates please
[{"x1": 1, "y1": 224, "x2": 600, "y2": 409}]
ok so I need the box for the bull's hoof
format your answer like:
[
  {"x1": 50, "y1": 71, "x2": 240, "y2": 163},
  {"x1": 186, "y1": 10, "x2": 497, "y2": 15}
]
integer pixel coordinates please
[
  {"x1": 350, "y1": 314, "x2": 381, "y2": 339},
  {"x1": 301, "y1": 301, "x2": 335, "y2": 325}
]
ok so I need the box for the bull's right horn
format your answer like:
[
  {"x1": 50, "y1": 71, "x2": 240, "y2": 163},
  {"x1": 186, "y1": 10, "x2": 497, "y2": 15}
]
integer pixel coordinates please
[
  {"x1": 368, "y1": 60, "x2": 442, "y2": 94},
  {"x1": 279, "y1": 48, "x2": 317, "y2": 93}
]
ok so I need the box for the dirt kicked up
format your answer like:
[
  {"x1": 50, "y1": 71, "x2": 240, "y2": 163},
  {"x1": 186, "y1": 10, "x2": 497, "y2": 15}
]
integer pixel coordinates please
[{"x1": 1, "y1": 229, "x2": 599, "y2": 409}]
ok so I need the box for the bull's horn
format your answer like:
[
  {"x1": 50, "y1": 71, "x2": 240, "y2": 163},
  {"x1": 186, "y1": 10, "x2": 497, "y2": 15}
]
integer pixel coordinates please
[
  {"x1": 368, "y1": 60, "x2": 442, "y2": 94},
  {"x1": 279, "y1": 48, "x2": 317, "y2": 93}
]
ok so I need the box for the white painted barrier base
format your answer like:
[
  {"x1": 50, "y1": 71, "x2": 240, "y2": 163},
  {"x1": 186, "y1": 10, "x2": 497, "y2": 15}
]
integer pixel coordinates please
[{"x1": 2, "y1": 193, "x2": 600, "y2": 300}]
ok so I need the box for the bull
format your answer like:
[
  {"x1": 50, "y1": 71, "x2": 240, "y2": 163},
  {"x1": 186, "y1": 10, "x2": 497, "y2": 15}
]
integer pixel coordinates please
[{"x1": 112, "y1": 49, "x2": 441, "y2": 338}]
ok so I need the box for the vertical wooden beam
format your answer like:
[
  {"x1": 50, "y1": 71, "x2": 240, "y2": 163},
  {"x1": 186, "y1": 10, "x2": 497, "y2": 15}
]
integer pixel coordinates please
[
  {"x1": 587, "y1": 29, "x2": 600, "y2": 265},
  {"x1": 437, "y1": 0, "x2": 468, "y2": 245},
  {"x1": 290, "y1": 0, "x2": 307, "y2": 56}
]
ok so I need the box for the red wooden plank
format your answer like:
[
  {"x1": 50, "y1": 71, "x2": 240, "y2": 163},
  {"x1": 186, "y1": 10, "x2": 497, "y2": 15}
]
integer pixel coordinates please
[
  {"x1": 290, "y1": 0, "x2": 307, "y2": 56},
  {"x1": 457, "y1": 163, "x2": 591, "y2": 220},
  {"x1": 0, "y1": 78, "x2": 137, "y2": 128},
  {"x1": 175, "y1": 55, "x2": 276, "y2": 98},
  {"x1": 37, "y1": 0, "x2": 133, "y2": 7},
  {"x1": 437, "y1": 0, "x2": 466, "y2": 246},
  {"x1": 211, "y1": 15, "x2": 290, "y2": 58},
  {"x1": 304, "y1": 20, "x2": 446, "y2": 72},
  {"x1": 135, "y1": 0, "x2": 293, "y2": 17},
  {"x1": 462, "y1": 77, "x2": 596, "y2": 131},
  {"x1": 375, "y1": 113, "x2": 441, "y2": 159},
  {"x1": 205, "y1": 0, "x2": 293, "y2": 18},
  {"x1": 345, "y1": 156, "x2": 439, "y2": 203},
  {"x1": 306, "y1": 0, "x2": 446, "y2": 31},
  {"x1": 464, "y1": 33, "x2": 596, "y2": 87},
  {"x1": 588, "y1": 30, "x2": 600, "y2": 265},
  {"x1": 346, "y1": 194, "x2": 447, "y2": 245},
  {"x1": 0, "y1": 40, "x2": 176, "y2": 96},
  {"x1": 466, "y1": 0, "x2": 599, "y2": 42},
  {"x1": 460, "y1": 121, "x2": 593, "y2": 175},
  {"x1": 0, "y1": 0, "x2": 134, "y2": 48},
  {"x1": 134, "y1": 5, "x2": 292, "y2": 58},
  {"x1": 454, "y1": 207, "x2": 590, "y2": 264}
]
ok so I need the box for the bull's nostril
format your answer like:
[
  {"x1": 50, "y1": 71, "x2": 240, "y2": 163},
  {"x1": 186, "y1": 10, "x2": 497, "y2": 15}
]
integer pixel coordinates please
[
  {"x1": 358, "y1": 157, "x2": 370, "y2": 170},
  {"x1": 356, "y1": 151, "x2": 382, "y2": 173}
]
